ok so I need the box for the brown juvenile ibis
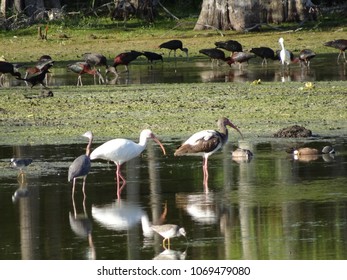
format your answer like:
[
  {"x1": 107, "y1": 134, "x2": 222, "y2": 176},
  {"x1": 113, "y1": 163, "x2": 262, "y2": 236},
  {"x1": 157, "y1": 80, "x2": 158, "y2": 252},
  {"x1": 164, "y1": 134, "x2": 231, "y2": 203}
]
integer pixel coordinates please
[
  {"x1": 324, "y1": 39, "x2": 347, "y2": 63},
  {"x1": 68, "y1": 131, "x2": 93, "y2": 198},
  {"x1": 298, "y1": 49, "x2": 316, "y2": 67},
  {"x1": 174, "y1": 117, "x2": 243, "y2": 192},
  {"x1": 228, "y1": 51, "x2": 256, "y2": 70},
  {"x1": 215, "y1": 40, "x2": 243, "y2": 53},
  {"x1": 0, "y1": 61, "x2": 21, "y2": 86},
  {"x1": 142, "y1": 51, "x2": 163, "y2": 64},
  {"x1": 250, "y1": 47, "x2": 277, "y2": 65},
  {"x1": 106, "y1": 50, "x2": 143, "y2": 76},
  {"x1": 159, "y1": 40, "x2": 188, "y2": 59},
  {"x1": 67, "y1": 62, "x2": 104, "y2": 86},
  {"x1": 90, "y1": 129, "x2": 166, "y2": 199},
  {"x1": 199, "y1": 48, "x2": 232, "y2": 66}
]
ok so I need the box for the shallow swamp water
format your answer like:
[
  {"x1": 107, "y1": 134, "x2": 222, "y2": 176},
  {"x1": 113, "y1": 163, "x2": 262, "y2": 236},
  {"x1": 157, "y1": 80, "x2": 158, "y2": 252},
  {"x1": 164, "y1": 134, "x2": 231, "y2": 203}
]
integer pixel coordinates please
[
  {"x1": 0, "y1": 136, "x2": 346, "y2": 260},
  {"x1": 0, "y1": 52, "x2": 347, "y2": 260}
]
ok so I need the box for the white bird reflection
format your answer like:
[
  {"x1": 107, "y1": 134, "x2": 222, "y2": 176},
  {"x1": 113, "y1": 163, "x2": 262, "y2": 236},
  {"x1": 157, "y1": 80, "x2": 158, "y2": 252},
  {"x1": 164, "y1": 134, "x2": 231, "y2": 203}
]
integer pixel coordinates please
[
  {"x1": 153, "y1": 249, "x2": 187, "y2": 260},
  {"x1": 92, "y1": 200, "x2": 153, "y2": 236},
  {"x1": 176, "y1": 193, "x2": 218, "y2": 225}
]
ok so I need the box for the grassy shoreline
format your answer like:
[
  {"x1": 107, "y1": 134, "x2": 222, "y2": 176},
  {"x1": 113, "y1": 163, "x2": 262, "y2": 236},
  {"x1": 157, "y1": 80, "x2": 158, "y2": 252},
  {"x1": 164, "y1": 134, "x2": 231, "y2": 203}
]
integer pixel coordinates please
[
  {"x1": 1, "y1": 22, "x2": 346, "y2": 145},
  {"x1": 0, "y1": 81, "x2": 346, "y2": 145}
]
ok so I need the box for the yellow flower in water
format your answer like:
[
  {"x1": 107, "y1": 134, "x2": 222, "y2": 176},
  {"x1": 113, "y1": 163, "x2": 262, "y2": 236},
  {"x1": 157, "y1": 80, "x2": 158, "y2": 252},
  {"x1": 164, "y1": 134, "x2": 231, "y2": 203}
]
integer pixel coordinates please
[
  {"x1": 304, "y1": 82, "x2": 314, "y2": 89},
  {"x1": 252, "y1": 79, "x2": 261, "y2": 85}
]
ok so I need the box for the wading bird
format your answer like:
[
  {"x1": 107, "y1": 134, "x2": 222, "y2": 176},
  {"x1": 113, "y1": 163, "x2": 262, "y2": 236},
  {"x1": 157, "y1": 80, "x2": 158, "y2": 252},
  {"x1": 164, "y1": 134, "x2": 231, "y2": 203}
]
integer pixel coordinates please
[
  {"x1": 323, "y1": 39, "x2": 347, "y2": 63},
  {"x1": 159, "y1": 40, "x2": 188, "y2": 59},
  {"x1": 174, "y1": 117, "x2": 243, "y2": 192},
  {"x1": 106, "y1": 50, "x2": 143, "y2": 75},
  {"x1": 151, "y1": 224, "x2": 186, "y2": 249},
  {"x1": 0, "y1": 61, "x2": 21, "y2": 86},
  {"x1": 90, "y1": 129, "x2": 166, "y2": 199},
  {"x1": 298, "y1": 49, "x2": 316, "y2": 67},
  {"x1": 250, "y1": 47, "x2": 277, "y2": 65},
  {"x1": 215, "y1": 40, "x2": 242, "y2": 53},
  {"x1": 199, "y1": 48, "x2": 232, "y2": 66},
  {"x1": 67, "y1": 62, "x2": 104, "y2": 86},
  {"x1": 68, "y1": 131, "x2": 93, "y2": 198},
  {"x1": 278, "y1": 37, "x2": 292, "y2": 67}
]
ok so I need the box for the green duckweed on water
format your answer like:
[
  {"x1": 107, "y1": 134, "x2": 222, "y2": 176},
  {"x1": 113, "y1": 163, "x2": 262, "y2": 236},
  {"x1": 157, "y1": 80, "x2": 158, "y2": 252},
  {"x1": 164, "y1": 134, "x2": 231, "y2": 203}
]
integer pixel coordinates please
[{"x1": 0, "y1": 81, "x2": 346, "y2": 145}]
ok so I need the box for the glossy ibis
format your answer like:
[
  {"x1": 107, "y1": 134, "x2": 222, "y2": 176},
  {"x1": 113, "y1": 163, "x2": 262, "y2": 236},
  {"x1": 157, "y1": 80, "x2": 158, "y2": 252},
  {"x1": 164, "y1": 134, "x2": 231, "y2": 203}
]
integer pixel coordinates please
[
  {"x1": 0, "y1": 61, "x2": 21, "y2": 86},
  {"x1": 228, "y1": 52, "x2": 256, "y2": 69},
  {"x1": 199, "y1": 48, "x2": 232, "y2": 66},
  {"x1": 143, "y1": 51, "x2": 163, "y2": 64},
  {"x1": 159, "y1": 40, "x2": 188, "y2": 59},
  {"x1": 250, "y1": 47, "x2": 277, "y2": 65},
  {"x1": 106, "y1": 50, "x2": 143, "y2": 75},
  {"x1": 298, "y1": 49, "x2": 316, "y2": 67},
  {"x1": 215, "y1": 40, "x2": 242, "y2": 53},
  {"x1": 324, "y1": 39, "x2": 347, "y2": 63},
  {"x1": 67, "y1": 62, "x2": 104, "y2": 86}
]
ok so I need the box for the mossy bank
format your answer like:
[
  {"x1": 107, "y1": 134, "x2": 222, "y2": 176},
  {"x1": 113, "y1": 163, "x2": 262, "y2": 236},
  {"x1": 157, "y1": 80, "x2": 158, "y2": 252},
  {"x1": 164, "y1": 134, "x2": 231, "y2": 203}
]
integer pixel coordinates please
[{"x1": 0, "y1": 81, "x2": 346, "y2": 145}]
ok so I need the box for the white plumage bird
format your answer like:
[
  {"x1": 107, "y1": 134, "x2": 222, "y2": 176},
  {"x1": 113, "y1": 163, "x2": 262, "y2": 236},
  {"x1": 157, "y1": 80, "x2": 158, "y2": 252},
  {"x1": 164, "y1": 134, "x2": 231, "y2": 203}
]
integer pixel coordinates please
[
  {"x1": 90, "y1": 129, "x2": 166, "y2": 198},
  {"x1": 278, "y1": 37, "x2": 292, "y2": 66}
]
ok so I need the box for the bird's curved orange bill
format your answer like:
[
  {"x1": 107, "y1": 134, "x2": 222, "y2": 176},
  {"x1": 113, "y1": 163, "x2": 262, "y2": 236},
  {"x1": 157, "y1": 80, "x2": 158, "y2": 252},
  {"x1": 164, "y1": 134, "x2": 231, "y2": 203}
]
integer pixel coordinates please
[
  {"x1": 227, "y1": 121, "x2": 244, "y2": 139},
  {"x1": 152, "y1": 136, "x2": 166, "y2": 155}
]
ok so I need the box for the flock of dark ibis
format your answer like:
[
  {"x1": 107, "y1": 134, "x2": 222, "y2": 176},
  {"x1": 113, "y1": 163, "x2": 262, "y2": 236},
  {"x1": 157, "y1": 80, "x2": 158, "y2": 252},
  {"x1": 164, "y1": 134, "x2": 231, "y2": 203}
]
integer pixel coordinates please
[{"x1": 1, "y1": 38, "x2": 346, "y2": 87}]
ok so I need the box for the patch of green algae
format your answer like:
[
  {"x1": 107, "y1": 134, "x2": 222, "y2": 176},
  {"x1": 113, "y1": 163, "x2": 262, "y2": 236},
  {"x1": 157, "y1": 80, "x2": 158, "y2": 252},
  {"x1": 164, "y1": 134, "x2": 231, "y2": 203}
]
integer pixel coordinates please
[{"x1": 0, "y1": 81, "x2": 346, "y2": 145}]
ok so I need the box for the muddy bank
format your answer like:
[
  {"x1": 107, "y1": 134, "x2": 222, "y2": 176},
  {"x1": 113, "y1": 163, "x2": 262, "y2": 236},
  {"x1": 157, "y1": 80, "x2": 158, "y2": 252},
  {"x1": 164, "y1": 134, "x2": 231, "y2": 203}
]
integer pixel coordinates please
[{"x1": 0, "y1": 81, "x2": 346, "y2": 145}]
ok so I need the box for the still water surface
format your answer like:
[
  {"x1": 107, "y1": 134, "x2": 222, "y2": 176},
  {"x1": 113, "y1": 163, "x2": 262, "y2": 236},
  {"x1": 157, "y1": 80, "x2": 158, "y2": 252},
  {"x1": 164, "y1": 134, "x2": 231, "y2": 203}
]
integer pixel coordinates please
[
  {"x1": 0, "y1": 136, "x2": 346, "y2": 260},
  {"x1": 2, "y1": 53, "x2": 347, "y2": 87}
]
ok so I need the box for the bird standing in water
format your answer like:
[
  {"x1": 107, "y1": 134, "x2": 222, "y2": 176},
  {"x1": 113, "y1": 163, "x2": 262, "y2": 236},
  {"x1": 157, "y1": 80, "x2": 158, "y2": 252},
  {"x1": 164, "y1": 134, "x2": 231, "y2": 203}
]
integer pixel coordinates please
[
  {"x1": 159, "y1": 40, "x2": 188, "y2": 59},
  {"x1": 174, "y1": 117, "x2": 243, "y2": 192},
  {"x1": 90, "y1": 129, "x2": 166, "y2": 199},
  {"x1": 151, "y1": 224, "x2": 186, "y2": 249},
  {"x1": 324, "y1": 39, "x2": 347, "y2": 63},
  {"x1": 67, "y1": 62, "x2": 104, "y2": 86},
  {"x1": 68, "y1": 131, "x2": 93, "y2": 198}
]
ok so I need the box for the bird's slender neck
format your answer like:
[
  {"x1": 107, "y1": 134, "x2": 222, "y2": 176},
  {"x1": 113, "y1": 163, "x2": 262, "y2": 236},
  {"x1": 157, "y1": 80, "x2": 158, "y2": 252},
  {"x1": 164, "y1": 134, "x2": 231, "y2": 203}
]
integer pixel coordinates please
[
  {"x1": 86, "y1": 137, "x2": 92, "y2": 156},
  {"x1": 218, "y1": 123, "x2": 229, "y2": 145}
]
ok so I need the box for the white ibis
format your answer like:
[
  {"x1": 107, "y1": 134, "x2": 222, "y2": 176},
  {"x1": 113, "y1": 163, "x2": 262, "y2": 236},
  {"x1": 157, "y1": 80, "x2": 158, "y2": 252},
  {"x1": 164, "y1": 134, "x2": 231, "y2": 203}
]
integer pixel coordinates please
[
  {"x1": 151, "y1": 224, "x2": 186, "y2": 249},
  {"x1": 278, "y1": 37, "x2": 292, "y2": 67},
  {"x1": 90, "y1": 129, "x2": 166, "y2": 199},
  {"x1": 68, "y1": 131, "x2": 93, "y2": 198},
  {"x1": 324, "y1": 39, "x2": 347, "y2": 63},
  {"x1": 174, "y1": 117, "x2": 243, "y2": 191}
]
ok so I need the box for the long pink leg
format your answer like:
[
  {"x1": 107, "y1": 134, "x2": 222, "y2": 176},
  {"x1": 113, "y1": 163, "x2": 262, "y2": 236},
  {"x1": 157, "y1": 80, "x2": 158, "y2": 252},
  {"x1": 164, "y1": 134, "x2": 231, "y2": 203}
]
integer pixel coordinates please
[
  {"x1": 115, "y1": 163, "x2": 127, "y2": 199},
  {"x1": 202, "y1": 157, "x2": 209, "y2": 193}
]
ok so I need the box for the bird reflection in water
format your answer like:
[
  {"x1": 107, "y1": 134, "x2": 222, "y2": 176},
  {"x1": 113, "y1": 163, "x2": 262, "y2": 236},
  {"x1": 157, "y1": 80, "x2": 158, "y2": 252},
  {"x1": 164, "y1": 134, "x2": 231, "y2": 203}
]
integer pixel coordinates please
[
  {"x1": 153, "y1": 248, "x2": 187, "y2": 260},
  {"x1": 12, "y1": 169, "x2": 30, "y2": 203},
  {"x1": 69, "y1": 193, "x2": 95, "y2": 260}
]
